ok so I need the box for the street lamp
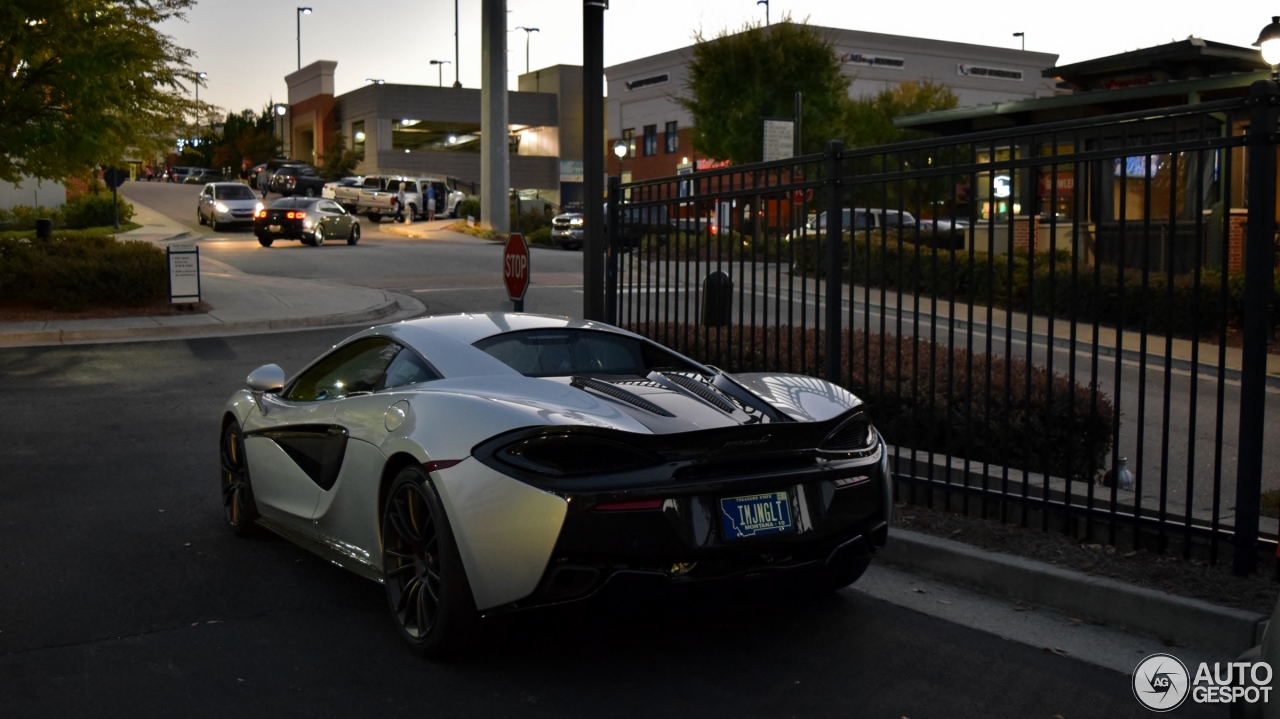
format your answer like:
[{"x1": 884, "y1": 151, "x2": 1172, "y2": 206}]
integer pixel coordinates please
[
  {"x1": 430, "y1": 60, "x2": 451, "y2": 88},
  {"x1": 193, "y1": 71, "x2": 207, "y2": 145},
  {"x1": 275, "y1": 103, "x2": 287, "y2": 158},
  {"x1": 296, "y1": 7, "x2": 312, "y2": 70},
  {"x1": 452, "y1": 0, "x2": 461, "y2": 88},
  {"x1": 514, "y1": 27, "x2": 539, "y2": 74},
  {"x1": 1013, "y1": 31, "x2": 1025, "y2": 51},
  {"x1": 1255, "y1": 16, "x2": 1280, "y2": 79},
  {"x1": 613, "y1": 139, "x2": 627, "y2": 174},
  {"x1": 365, "y1": 78, "x2": 385, "y2": 84},
  {"x1": 757, "y1": 0, "x2": 768, "y2": 26}
]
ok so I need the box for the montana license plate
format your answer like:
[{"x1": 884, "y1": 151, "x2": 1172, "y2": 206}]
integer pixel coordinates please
[{"x1": 719, "y1": 491, "x2": 794, "y2": 540}]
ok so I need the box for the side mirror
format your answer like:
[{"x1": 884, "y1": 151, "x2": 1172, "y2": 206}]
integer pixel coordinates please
[
  {"x1": 246, "y1": 364, "x2": 285, "y2": 414},
  {"x1": 246, "y1": 364, "x2": 285, "y2": 392}
]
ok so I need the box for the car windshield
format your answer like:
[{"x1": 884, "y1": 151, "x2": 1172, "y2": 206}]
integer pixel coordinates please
[
  {"x1": 473, "y1": 329, "x2": 699, "y2": 378},
  {"x1": 216, "y1": 185, "x2": 255, "y2": 200},
  {"x1": 268, "y1": 198, "x2": 305, "y2": 208}
]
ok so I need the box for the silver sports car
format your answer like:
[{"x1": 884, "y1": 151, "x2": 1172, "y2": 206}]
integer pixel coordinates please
[{"x1": 219, "y1": 313, "x2": 890, "y2": 657}]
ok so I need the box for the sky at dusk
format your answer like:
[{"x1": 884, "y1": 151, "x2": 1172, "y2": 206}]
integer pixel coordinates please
[{"x1": 161, "y1": 0, "x2": 1275, "y2": 117}]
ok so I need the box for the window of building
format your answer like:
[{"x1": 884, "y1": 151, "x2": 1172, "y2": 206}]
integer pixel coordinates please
[
  {"x1": 622, "y1": 128, "x2": 635, "y2": 158},
  {"x1": 665, "y1": 121, "x2": 678, "y2": 154},
  {"x1": 642, "y1": 125, "x2": 657, "y2": 157},
  {"x1": 351, "y1": 120, "x2": 365, "y2": 157}
]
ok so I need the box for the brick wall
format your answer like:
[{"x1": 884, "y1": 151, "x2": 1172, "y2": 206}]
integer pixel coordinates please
[
  {"x1": 1011, "y1": 215, "x2": 1039, "y2": 254},
  {"x1": 1226, "y1": 212, "x2": 1248, "y2": 273}
]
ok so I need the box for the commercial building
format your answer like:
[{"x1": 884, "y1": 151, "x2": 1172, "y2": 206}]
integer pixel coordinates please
[
  {"x1": 604, "y1": 25, "x2": 1060, "y2": 182},
  {"x1": 283, "y1": 61, "x2": 585, "y2": 208}
]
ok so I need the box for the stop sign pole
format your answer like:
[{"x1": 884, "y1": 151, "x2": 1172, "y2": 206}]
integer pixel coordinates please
[{"x1": 503, "y1": 232, "x2": 530, "y2": 312}]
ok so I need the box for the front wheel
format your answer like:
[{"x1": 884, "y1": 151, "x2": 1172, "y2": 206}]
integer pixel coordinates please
[
  {"x1": 313, "y1": 225, "x2": 326, "y2": 246},
  {"x1": 197, "y1": 208, "x2": 205, "y2": 225},
  {"x1": 220, "y1": 420, "x2": 259, "y2": 536},
  {"x1": 348, "y1": 222, "x2": 361, "y2": 245},
  {"x1": 381, "y1": 467, "x2": 479, "y2": 658},
  {"x1": 211, "y1": 216, "x2": 222, "y2": 233}
]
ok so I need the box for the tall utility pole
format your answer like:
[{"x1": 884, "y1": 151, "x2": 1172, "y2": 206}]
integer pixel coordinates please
[
  {"x1": 758, "y1": 0, "x2": 769, "y2": 25},
  {"x1": 480, "y1": 0, "x2": 510, "y2": 234},
  {"x1": 453, "y1": 0, "x2": 462, "y2": 88},
  {"x1": 296, "y1": 7, "x2": 312, "y2": 70},
  {"x1": 515, "y1": 26, "x2": 539, "y2": 74},
  {"x1": 583, "y1": 1, "x2": 607, "y2": 320}
]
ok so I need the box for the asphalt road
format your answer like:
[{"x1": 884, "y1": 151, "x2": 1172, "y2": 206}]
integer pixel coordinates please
[{"x1": 0, "y1": 331, "x2": 1209, "y2": 718}]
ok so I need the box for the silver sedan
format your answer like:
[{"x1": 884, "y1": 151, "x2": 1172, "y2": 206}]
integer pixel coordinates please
[{"x1": 197, "y1": 182, "x2": 264, "y2": 231}]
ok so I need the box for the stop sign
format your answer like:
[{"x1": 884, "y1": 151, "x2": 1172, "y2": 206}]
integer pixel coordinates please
[{"x1": 503, "y1": 232, "x2": 530, "y2": 303}]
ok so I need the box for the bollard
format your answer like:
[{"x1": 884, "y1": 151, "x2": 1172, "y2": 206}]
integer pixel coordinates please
[
  {"x1": 701, "y1": 270, "x2": 733, "y2": 327},
  {"x1": 35, "y1": 218, "x2": 52, "y2": 240}
]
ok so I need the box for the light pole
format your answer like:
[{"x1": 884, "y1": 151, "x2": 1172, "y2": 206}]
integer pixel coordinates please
[
  {"x1": 757, "y1": 0, "x2": 768, "y2": 26},
  {"x1": 275, "y1": 103, "x2": 288, "y2": 158},
  {"x1": 514, "y1": 27, "x2": 539, "y2": 74},
  {"x1": 430, "y1": 60, "x2": 451, "y2": 87},
  {"x1": 1013, "y1": 31, "x2": 1025, "y2": 51},
  {"x1": 365, "y1": 78, "x2": 385, "y2": 84},
  {"x1": 296, "y1": 7, "x2": 312, "y2": 70},
  {"x1": 1256, "y1": 16, "x2": 1280, "y2": 79},
  {"x1": 193, "y1": 71, "x2": 206, "y2": 142},
  {"x1": 453, "y1": 0, "x2": 462, "y2": 88},
  {"x1": 613, "y1": 139, "x2": 627, "y2": 178}
]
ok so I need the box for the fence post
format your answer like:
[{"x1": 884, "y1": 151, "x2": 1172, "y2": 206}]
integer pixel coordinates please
[
  {"x1": 1234, "y1": 79, "x2": 1280, "y2": 575},
  {"x1": 823, "y1": 139, "x2": 844, "y2": 385},
  {"x1": 605, "y1": 175, "x2": 621, "y2": 325}
]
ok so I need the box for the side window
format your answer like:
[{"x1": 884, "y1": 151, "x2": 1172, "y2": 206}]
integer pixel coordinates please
[
  {"x1": 203, "y1": 186, "x2": 213, "y2": 197},
  {"x1": 381, "y1": 348, "x2": 440, "y2": 390},
  {"x1": 286, "y1": 338, "x2": 401, "y2": 402},
  {"x1": 404, "y1": 181, "x2": 418, "y2": 193},
  {"x1": 363, "y1": 176, "x2": 382, "y2": 189}
]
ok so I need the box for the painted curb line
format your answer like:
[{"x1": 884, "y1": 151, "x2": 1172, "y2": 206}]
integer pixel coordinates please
[{"x1": 878, "y1": 528, "x2": 1266, "y2": 657}]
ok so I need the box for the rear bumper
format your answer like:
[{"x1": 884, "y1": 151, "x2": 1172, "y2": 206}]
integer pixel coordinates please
[{"x1": 253, "y1": 219, "x2": 314, "y2": 240}]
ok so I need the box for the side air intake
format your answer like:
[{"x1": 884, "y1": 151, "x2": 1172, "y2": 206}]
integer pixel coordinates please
[{"x1": 660, "y1": 372, "x2": 737, "y2": 414}]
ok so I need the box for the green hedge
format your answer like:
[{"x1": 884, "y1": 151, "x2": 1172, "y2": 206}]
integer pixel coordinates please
[
  {"x1": 527, "y1": 226, "x2": 554, "y2": 246},
  {"x1": 0, "y1": 194, "x2": 135, "y2": 231},
  {"x1": 796, "y1": 231, "x2": 1275, "y2": 337},
  {"x1": 0, "y1": 234, "x2": 166, "y2": 311},
  {"x1": 455, "y1": 199, "x2": 480, "y2": 221},
  {"x1": 637, "y1": 228, "x2": 790, "y2": 262},
  {"x1": 629, "y1": 322, "x2": 1114, "y2": 482}
]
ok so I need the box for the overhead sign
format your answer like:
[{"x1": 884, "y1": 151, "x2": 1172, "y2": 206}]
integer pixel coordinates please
[
  {"x1": 559, "y1": 160, "x2": 584, "y2": 183},
  {"x1": 957, "y1": 64, "x2": 1024, "y2": 81},
  {"x1": 762, "y1": 118, "x2": 794, "y2": 162},
  {"x1": 167, "y1": 242, "x2": 201, "y2": 304},
  {"x1": 503, "y1": 232, "x2": 530, "y2": 306},
  {"x1": 840, "y1": 52, "x2": 905, "y2": 69}
]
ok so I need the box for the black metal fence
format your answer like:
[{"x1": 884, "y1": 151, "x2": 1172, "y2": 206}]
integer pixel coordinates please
[{"x1": 602, "y1": 82, "x2": 1280, "y2": 573}]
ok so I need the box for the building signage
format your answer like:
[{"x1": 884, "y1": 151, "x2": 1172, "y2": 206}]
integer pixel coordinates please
[
  {"x1": 696, "y1": 158, "x2": 731, "y2": 171},
  {"x1": 762, "y1": 118, "x2": 794, "y2": 162},
  {"x1": 840, "y1": 52, "x2": 905, "y2": 69},
  {"x1": 957, "y1": 63, "x2": 1024, "y2": 81},
  {"x1": 625, "y1": 73, "x2": 669, "y2": 91},
  {"x1": 167, "y1": 242, "x2": 201, "y2": 304},
  {"x1": 559, "y1": 160, "x2": 584, "y2": 183},
  {"x1": 1038, "y1": 171, "x2": 1075, "y2": 195}
]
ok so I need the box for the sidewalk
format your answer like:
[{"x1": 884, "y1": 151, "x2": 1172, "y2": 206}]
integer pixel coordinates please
[
  {"x1": 379, "y1": 218, "x2": 493, "y2": 242},
  {"x1": 0, "y1": 199, "x2": 425, "y2": 348}
]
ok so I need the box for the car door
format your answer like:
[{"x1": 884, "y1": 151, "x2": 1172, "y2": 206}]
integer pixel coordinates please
[
  {"x1": 312, "y1": 345, "x2": 443, "y2": 571},
  {"x1": 199, "y1": 185, "x2": 214, "y2": 216},
  {"x1": 317, "y1": 200, "x2": 350, "y2": 236},
  {"x1": 242, "y1": 337, "x2": 402, "y2": 538}
]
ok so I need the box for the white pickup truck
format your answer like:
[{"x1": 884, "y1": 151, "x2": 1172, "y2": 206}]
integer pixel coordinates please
[{"x1": 356, "y1": 175, "x2": 465, "y2": 222}]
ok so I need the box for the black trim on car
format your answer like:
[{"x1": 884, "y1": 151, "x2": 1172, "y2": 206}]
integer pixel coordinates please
[{"x1": 247, "y1": 424, "x2": 349, "y2": 490}]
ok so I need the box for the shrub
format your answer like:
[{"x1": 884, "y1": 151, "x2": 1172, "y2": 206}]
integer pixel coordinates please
[
  {"x1": 627, "y1": 322, "x2": 1114, "y2": 482},
  {"x1": 61, "y1": 193, "x2": 135, "y2": 229},
  {"x1": 456, "y1": 198, "x2": 481, "y2": 221},
  {"x1": 0, "y1": 204, "x2": 64, "y2": 231},
  {"x1": 513, "y1": 207, "x2": 552, "y2": 235},
  {"x1": 527, "y1": 226, "x2": 554, "y2": 246},
  {"x1": 637, "y1": 227, "x2": 790, "y2": 262},
  {"x1": 0, "y1": 234, "x2": 166, "y2": 311},
  {"x1": 795, "y1": 231, "x2": 1279, "y2": 338}
]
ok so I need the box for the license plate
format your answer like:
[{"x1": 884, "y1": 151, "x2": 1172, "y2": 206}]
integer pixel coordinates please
[
  {"x1": 269, "y1": 224, "x2": 281, "y2": 232},
  {"x1": 719, "y1": 491, "x2": 793, "y2": 540}
]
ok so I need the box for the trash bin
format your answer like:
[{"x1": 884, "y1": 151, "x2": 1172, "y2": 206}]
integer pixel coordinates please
[
  {"x1": 35, "y1": 218, "x2": 52, "y2": 240},
  {"x1": 701, "y1": 270, "x2": 733, "y2": 327}
]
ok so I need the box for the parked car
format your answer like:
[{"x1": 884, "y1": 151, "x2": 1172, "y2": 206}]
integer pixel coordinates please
[
  {"x1": 249, "y1": 160, "x2": 307, "y2": 190},
  {"x1": 552, "y1": 204, "x2": 671, "y2": 251},
  {"x1": 253, "y1": 197, "x2": 361, "y2": 247},
  {"x1": 357, "y1": 175, "x2": 466, "y2": 222},
  {"x1": 218, "y1": 312, "x2": 890, "y2": 656},
  {"x1": 197, "y1": 182, "x2": 264, "y2": 231},
  {"x1": 550, "y1": 211, "x2": 585, "y2": 249},
  {"x1": 268, "y1": 165, "x2": 326, "y2": 197},
  {"x1": 166, "y1": 166, "x2": 197, "y2": 183},
  {"x1": 323, "y1": 176, "x2": 363, "y2": 209},
  {"x1": 184, "y1": 168, "x2": 219, "y2": 184}
]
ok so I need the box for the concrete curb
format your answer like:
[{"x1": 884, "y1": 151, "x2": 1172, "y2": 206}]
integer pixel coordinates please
[
  {"x1": 878, "y1": 528, "x2": 1266, "y2": 657},
  {"x1": 0, "y1": 291, "x2": 424, "y2": 348}
]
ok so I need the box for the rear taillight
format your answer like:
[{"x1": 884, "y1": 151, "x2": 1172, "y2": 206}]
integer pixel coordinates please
[
  {"x1": 496, "y1": 434, "x2": 661, "y2": 477},
  {"x1": 255, "y1": 210, "x2": 266, "y2": 218},
  {"x1": 285, "y1": 211, "x2": 298, "y2": 219}
]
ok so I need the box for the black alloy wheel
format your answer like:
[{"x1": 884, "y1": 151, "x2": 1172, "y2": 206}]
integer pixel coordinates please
[
  {"x1": 348, "y1": 222, "x2": 361, "y2": 245},
  {"x1": 381, "y1": 467, "x2": 478, "y2": 657},
  {"x1": 219, "y1": 420, "x2": 259, "y2": 536}
]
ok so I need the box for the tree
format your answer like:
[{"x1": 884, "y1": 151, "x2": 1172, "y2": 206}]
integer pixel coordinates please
[
  {"x1": 843, "y1": 81, "x2": 959, "y2": 148},
  {"x1": 0, "y1": 0, "x2": 196, "y2": 182},
  {"x1": 211, "y1": 106, "x2": 279, "y2": 171},
  {"x1": 678, "y1": 17, "x2": 850, "y2": 164},
  {"x1": 318, "y1": 130, "x2": 362, "y2": 180}
]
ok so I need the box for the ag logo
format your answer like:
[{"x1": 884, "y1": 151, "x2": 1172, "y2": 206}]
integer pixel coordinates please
[{"x1": 1133, "y1": 653, "x2": 1190, "y2": 711}]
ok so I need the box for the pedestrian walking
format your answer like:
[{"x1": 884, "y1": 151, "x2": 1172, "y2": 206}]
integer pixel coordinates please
[
  {"x1": 259, "y1": 166, "x2": 271, "y2": 200},
  {"x1": 425, "y1": 183, "x2": 437, "y2": 221},
  {"x1": 395, "y1": 182, "x2": 407, "y2": 223}
]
